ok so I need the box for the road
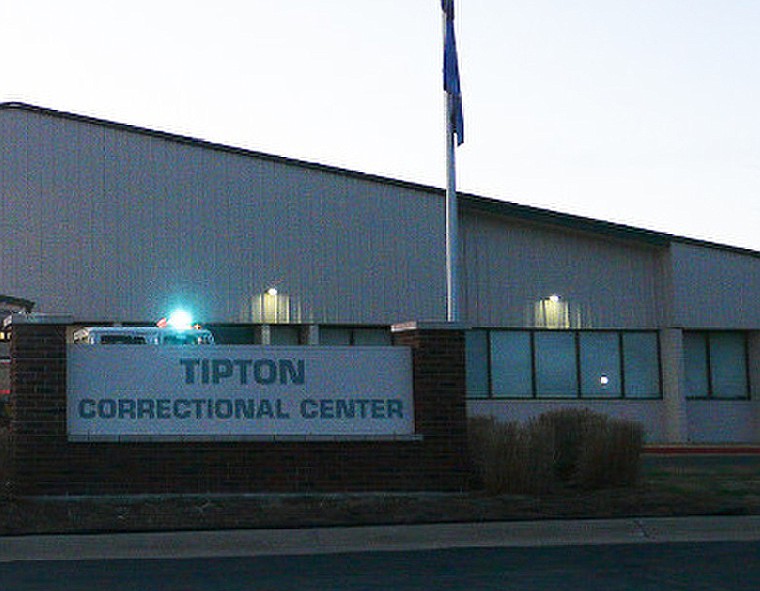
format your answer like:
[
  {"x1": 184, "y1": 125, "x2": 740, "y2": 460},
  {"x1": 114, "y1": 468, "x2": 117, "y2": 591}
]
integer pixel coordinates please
[
  {"x1": 2, "y1": 541, "x2": 758, "y2": 590},
  {"x1": 1, "y1": 517, "x2": 759, "y2": 590}
]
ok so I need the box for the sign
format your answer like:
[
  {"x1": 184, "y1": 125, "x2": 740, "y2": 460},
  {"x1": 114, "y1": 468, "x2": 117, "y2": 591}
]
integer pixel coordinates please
[{"x1": 67, "y1": 345, "x2": 414, "y2": 441}]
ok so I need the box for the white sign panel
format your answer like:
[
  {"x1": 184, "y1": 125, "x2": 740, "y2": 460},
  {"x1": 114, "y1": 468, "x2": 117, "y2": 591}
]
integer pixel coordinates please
[{"x1": 67, "y1": 345, "x2": 414, "y2": 441}]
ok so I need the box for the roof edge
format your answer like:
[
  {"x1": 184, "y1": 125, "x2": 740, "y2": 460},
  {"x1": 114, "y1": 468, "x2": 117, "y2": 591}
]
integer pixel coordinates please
[
  {"x1": 460, "y1": 193, "x2": 760, "y2": 257},
  {"x1": 460, "y1": 193, "x2": 670, "y2": 248},
  {"x1": 0, "y1": 294, "x2": 35, "y2": 312},
  {"x1": 0, "y1": 102, "x2": 439, "y2": 197},
  {"x1": 2, "y1": 102, "x2": 758, "y2": 258}
]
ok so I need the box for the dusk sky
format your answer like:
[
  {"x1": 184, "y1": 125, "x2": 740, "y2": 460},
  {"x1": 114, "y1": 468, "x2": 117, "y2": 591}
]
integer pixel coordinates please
[{"x1": 2, "y1": 0, "x2": 758, "y2": 251}]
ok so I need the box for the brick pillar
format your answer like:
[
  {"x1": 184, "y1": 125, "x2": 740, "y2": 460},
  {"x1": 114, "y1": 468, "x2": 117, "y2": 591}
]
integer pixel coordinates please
[
  {"x1": 392, "y1": 321, "x2": 469, "y2": 489},
  {"x1": 8, "y1": 315, "x2": 71, "y2": 494}
]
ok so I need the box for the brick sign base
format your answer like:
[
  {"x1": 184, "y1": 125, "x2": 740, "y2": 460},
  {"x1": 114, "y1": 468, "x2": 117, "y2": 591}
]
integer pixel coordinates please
[{"x1": 8, "y1": 319, "x2": 469, "y2": 495}]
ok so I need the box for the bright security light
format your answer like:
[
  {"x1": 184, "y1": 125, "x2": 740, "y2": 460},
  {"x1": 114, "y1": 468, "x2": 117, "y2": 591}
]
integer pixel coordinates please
[
  {"x1": 548, "y1": 294, "x2": 561, "y2": 303},
  {"x1": 266, "y1": 287, "x2": 278, "y2": 296},
  {"x1": 167, "y1": 309, "x2": 193, "y2": 329}
]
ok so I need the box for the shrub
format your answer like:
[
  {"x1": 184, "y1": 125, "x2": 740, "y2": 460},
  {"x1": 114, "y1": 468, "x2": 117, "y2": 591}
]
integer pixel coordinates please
[
  {"x1": 468, "y1": 409, "x2": 644, "y2": 494},
  {"x1": 535, "y1": 408, "x2": 604, "y2": 483},
  {"x1": 574, "y1": 416, "x2": 644, "y2": 490},
  {"x1": 469, "y1": 417, "x2": 554, "y2": 495}
]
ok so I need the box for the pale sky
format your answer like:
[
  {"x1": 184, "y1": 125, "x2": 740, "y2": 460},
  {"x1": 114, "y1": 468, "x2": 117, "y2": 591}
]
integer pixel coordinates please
[{"x1": 2, "y1": 1, "x2": 759, "y2": 251}]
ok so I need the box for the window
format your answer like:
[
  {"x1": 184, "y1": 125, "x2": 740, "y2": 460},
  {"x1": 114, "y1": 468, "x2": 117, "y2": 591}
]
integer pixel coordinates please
[
  {"x1": 319, "y1": 327, "x2": 392, "y2": 346},
  {"x1": 162, "y1": 333, "x2": 213, "y2": 345},
  {"x1": 466, "y1": 329, "x2": 661, "y2": 400},
  {"x1": 352, "y1": 328, "x2": 391, "y2": 346},
  {"x1": 269, "y1": 325, "x2": 301, "y2": 345},
  {"x1": 709, "y1": 332, "x2": 748, "y2": 398},
  {"x1": 491, "y1": 331, "x2": 532, "y2": 398},
  {"x1": 100, "y1": 335, "x2": 147, "y2": 345},
  {"x1": 579, "y1": 332, "x2": 620, "y2": 398},
  {"x1": 622, "y1": 332, "x2": 661, "y2": 398},
  {"x1": 685, "y1": 331, "x2": 749, "y2": 399},
  {"x1": 535, "y1": 332, "x2": 577, "y2": 398},
  {"x1": 319, "y1": 327, "x2": 352, "y2": 346},
  {"x1": 465, "y1": 330, "x2": 489, "y2": 398}
]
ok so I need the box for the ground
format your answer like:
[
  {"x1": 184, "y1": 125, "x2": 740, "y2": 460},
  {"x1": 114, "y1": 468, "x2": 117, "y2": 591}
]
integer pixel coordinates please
[{"x1": 1, "y1": 455, "x2": 758, "y2": 535}]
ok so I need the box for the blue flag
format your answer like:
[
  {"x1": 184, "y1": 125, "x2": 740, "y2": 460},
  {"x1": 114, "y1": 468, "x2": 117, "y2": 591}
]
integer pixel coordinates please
[{"x1": 442, "y1": 0, "x2": 464, "y2": 145}]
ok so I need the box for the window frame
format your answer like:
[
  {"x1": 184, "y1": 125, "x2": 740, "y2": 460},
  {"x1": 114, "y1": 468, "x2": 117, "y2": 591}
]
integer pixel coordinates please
[
  {"x1": 467, "y1": 328, "x2": 662, "y2": 400},
  {"x1": 684, "y1": 330, "x2": 750, "y2": 401}
]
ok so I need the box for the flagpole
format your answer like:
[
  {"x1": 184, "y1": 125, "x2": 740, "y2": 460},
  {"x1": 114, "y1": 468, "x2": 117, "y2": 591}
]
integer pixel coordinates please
[
  {"x1": 445, "y1": 90, "x2": 460, "y2": 323},
  {"x1": 442, "y1": 4, "x2": 460, "y2": 323}
]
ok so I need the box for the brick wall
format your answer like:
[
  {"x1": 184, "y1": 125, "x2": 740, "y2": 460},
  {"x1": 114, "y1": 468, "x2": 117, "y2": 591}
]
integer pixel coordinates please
[
  {"x1": 391, "y1": 323, "x2": 469, "y2": 483},
  {"x1": 8, "y1": 320, "x2": 469, "y2": 495}
]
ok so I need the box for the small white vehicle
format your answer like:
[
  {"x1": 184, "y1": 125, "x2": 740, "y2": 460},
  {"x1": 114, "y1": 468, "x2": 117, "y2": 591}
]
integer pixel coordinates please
[{"x1": 73, "y1": 326, "x2": 215, "y2": 345}]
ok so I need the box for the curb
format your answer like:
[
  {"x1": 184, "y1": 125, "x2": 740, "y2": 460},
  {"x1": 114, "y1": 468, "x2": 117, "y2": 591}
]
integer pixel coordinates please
[
  {"x1": 644, "y1": 445, "x2": 760, "y2": 455},
  {"x1": 1, "y1": 516, "x2": 759, "y2": 562}
]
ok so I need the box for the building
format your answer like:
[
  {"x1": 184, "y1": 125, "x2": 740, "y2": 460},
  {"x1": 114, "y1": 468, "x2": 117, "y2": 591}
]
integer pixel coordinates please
[{"x1": 1, "y1": 102, "x2": 758, "y2": 443}]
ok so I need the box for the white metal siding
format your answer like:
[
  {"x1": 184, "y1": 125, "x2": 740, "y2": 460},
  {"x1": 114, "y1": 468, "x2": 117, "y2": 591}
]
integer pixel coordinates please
[
  {"x1": 1, "y1": 108, "x2": 445, "y2": 324},
  {"x1": 685, "y1": 401, "x2": 757, "y2": 443},
  {"x1": 670, "y1": 242, "x2": 760, "y2": 329},
  {"x1": 461, "y1": 211, "x2": 663, "y2": 328},
  {"x1": 4, "y1": 106, "x2": 760, "y2": 332}
]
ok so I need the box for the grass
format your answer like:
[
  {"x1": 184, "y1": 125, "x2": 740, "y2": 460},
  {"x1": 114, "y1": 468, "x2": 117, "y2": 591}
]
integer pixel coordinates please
[
  {"x1": 0, "y1": 464, "x2": 757, "y2": 536},
  {"x1": 0, "y1": 424, "x2": 758, "y2": 536},
  {"x1": 644, "y1": 461, "x2": 760, "y2": 499},
  {"x1": 0, "y1": 459, "x2": 757, "y2": 536}
]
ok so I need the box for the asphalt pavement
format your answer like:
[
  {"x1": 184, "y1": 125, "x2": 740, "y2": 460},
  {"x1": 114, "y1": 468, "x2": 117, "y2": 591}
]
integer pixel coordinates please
[{"x1": 1, "y1": 515, "x2": 759, "y2": 562}]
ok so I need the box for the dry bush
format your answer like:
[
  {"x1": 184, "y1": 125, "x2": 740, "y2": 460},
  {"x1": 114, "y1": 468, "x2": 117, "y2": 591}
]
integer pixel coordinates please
[
  {"x1": 519, "y1": 416, "x2": 556, "y2": 494},
  {"x1": 469, "y1": 409, "x2": 644, "y2": 494},
  {"x1": 575, "y1": 417, "x2": 644, "y2": 490},
  {"x1": 468, "y1": 417, "x2": 516, "y2": 493},
  {"x1": 537, "y1": 409, "x2": 643, "y2": 489},
  {"x1": 469, "y1": 417, "x2": 553, "y2": 495},
  {"x1": 535, "y1": 409, "x2": 604, "y2": 483}
]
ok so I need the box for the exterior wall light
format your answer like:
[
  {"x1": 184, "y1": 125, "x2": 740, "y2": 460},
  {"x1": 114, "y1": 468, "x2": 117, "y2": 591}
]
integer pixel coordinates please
[{"x1": 533, "y1": 294, "x2": 570, "y2": 329}]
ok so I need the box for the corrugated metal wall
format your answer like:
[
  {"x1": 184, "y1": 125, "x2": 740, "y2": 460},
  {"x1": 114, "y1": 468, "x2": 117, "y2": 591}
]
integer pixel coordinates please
[
  {"x1": 460, "y1": 210, "x2": 664, "y2": 328},
  {"x1": 0, "y1": 108, "x2": 446, "y2": 324},
  {"x1": 3, "y1": 106, "x2": 759, "y2": 331},
  {"x1": 669, "y1": 242, "x2": 760, "y2": 329}
]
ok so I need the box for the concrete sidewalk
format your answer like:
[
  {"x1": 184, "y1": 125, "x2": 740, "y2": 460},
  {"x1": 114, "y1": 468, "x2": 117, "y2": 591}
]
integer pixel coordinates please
[{"x1": 1, "y1": 515, "x2": 759, "y2": 562}]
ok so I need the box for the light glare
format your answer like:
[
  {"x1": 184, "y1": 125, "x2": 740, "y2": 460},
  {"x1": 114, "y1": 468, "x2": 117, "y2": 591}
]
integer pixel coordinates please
[{"x1": 167, "y1": 309, "x2": 193, "y2": 329}]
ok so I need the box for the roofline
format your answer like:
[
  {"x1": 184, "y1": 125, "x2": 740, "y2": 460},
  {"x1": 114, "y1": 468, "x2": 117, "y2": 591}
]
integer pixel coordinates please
[
  {"x1": 2, "y1": 102, "x2": 758, "y2": 258},
  {"x1": 460, "y1": 192, "x2": 671, "y2": 248},
  {"x1": 0, "y1": 294, "x2": 35, "y2": 312},
  {"x1": 0, "y1": 102, "x2": 438, "y2": 196},
  {"x1": 460, "y1": 192, "x2": 760, "y2": 257}
]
